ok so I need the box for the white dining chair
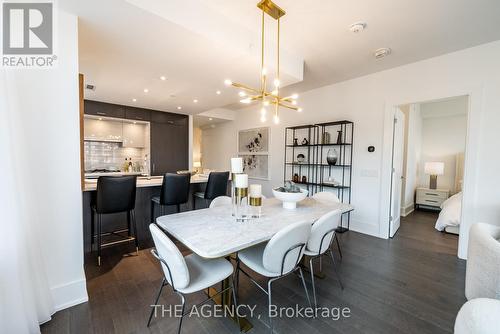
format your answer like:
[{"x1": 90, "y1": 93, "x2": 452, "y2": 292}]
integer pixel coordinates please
[
  {"x1": 236, "y1": 221, "x2": 312, "y2": 333},
  {"x1": 304, "y1": 209, "x2": 344, "y2": 307},
  {"x1": 209, "y1": 195, "x2": 232, "y2": 208},
  {"x1": 312, "y1": 191, "x2": 343, "y2": 259},
  {"x1": 147, "y1": 224, "x2": 239, "y2": 333}
]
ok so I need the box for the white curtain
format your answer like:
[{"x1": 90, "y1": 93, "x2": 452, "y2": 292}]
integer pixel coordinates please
[{"x1": 0, "y1": 71, "x2": 55, "y2": 332}]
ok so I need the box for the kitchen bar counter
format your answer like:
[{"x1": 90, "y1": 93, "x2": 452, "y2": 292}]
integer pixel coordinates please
[
  {"x1": 83, "y1": 174, "x2": 210, "y2": 191},
  {"x1": 82, "y1": 173, "x2": 230, "y2": 262}
]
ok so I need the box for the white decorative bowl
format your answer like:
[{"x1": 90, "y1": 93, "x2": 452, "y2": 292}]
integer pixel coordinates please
[{"x1": 272, "y1": 188, "x2": 308, "y2": 209}]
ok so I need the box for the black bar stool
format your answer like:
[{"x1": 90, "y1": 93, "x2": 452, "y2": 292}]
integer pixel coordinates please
[
  {"x1": 193, "y1": 171, "x2": 229, "y2": 209},
  {"x1": 91, "y1": 175, "x2": 138, "y2": 266},
  {"x1": 151, "y1": 173, "x2": 191, "y2": 222}
]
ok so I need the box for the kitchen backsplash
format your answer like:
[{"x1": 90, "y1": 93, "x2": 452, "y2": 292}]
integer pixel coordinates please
[{"x1": 84, "y1": 141, "x2": 147, "y2": 172}]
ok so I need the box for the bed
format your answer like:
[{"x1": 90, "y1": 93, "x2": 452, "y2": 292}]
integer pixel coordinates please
[{"x1": 435, "y1": 192, "x2": 462, "y2": 234}]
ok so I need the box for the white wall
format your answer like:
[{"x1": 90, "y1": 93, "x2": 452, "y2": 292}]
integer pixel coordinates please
[
  {"x1": 418, "y1": 98, "x2": 468, "y2": 192},
  {"x1": 202, "y1": 40, "x2": 500, "y2": 258},
  {"x1": 3, "y1": 10, "x2": 88, "y2": 311},
  {"x1": 401, "y1": 104, "x2": 422, "y2": 215}
]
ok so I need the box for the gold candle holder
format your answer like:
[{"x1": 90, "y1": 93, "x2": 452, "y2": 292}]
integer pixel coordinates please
[
  {"x1": 234, "y1": 187, "x2": 249, "y2": 222},
  {"x1": 249, "y1": 196, "x2": 262, "y2": 218}
]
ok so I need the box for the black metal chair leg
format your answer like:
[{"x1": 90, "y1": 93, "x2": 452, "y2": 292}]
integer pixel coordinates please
[
  {"x1": 90, "y1": 209, "x2": 95, "y2": 246},
  {"x1": 230, "y1": 276, "x2": 241, "y2": 330},
  {"x1": 151, "y1": 201, "x2": 155, "y2": 224},
  {"x1": 97, "y1": 214, "x2": 102, "y2": 266},
  {"x1": 147, "y1": 278, "x2": 166, "y2": 327},
  {"x1": 127, "y1": 211, "x2": 132, "y2": 237},
  {"x1": 176, "y1": 204, "x2": 181, "y2": 213},
  {"x1": 309, "y1": 257, "x2": 317, "y2": 308},
  {"x1": 131, "y1": 210, "x2": 139, "y2": 254},
  {"x1": 329, "y1": 250, "x2": 344, "y2": 290},
  {"x1": 335, "y1": 234, "x2": 343, "y2": 259},
  {"x1": 176, "y1": 292, "x2": 186, "y2": 334}
]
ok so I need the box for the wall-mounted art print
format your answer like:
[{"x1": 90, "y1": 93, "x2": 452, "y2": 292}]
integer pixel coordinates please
[
  {"x1": 238, "y1": 127, "x2": 269, "y2": 154},
  {"x1": 238, "y1": 127, "x2": 270, "y2": 179},
  {"x1": 239, "y1": 154, "x2": 269, "y2": 179}
]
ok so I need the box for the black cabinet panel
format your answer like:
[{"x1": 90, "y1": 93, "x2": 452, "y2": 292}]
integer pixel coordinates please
[
  {"x1": 151, "y1": 117, "x2": 189, "y2": 175},
  {"x1": 151, "y1": 110, "x2": 185, "y2": 124},
  {"x1": 125, "y1": 107, "x2": 151, "y2": 121},
  {"x1": 84, "y1": 100, "x2": 125, "y2": 118}
]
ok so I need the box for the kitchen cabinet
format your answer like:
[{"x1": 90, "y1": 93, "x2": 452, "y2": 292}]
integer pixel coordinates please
[
  {"x1": 84, "y1": 100, "x2": 125, "y2": 118},
  {"x1": 122, "y1": 122, "x2": 146, "y2": 148},
  {"x1": 84, "y1": 118, "x2": 123, "y2": 142},
  {"x1": 150, "y1": 114, "x2": 188, "y2": 175},
  {"x1": 125, "y1": 107, "x2": 151, "y2": 121}
]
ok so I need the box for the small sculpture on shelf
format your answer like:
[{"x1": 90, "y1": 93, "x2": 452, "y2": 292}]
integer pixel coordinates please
[
  {"x1": 326, "y1": 149, "x2": 338, "y2": 165},
  {"x1": 296, "y1": 154, "x2": 305, "y2": 163},
  {"x1": 322, "y1": 132, "x2": 330, "y2": 144},
  {"x1": 301, "y1": 138, "x2": 309, "y2": 145},
  {"x1": 301, "y1": 175, "x2": 307, "y2": 183},
  {"x1": 293, "y1": 173, "x2": 299, "y2": 183},
  {"x1": 293, "y1": 138, "x2": 298, "y2": 146},
  {"x1": 336, "y1": 130, "x2": 343, "y2": 144}
]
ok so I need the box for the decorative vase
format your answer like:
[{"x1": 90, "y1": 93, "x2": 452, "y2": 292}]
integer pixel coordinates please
[
  {"x1": 301, "y1": 175, "x2": 307, "y2": 183},
  {"x1": 297, "y1": 154, "x2": 305, "y2": 163},
  {"x1": 326, "y1": 149, "x2": 338, "y2": 165},
  {"x1": 301, "y1": 138, "x2": 309, "y2": 145},
  {"x1": 293, "y1": 138, "x2": 298, "y2": 146},
  {"x1": 336, "y1": 130, "x2": 343, "y2": 144},
  {"x1": 293, "y1": 173, "x2": 299, "y2": 182}
]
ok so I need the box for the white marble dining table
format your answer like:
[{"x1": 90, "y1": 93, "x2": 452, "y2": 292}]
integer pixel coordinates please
[{"x1": 156, "y1": 197, "x2": 354, "y2": 259}]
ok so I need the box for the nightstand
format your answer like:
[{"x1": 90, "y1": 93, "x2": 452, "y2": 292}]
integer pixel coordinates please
[{"x1": 416, "y1": 187, "x2": 450, "y2": 210}]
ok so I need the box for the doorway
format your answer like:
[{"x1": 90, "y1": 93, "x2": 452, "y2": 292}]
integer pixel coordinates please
[{"x1": 388, "y1": 95, "x2": 469, "y2": 242}]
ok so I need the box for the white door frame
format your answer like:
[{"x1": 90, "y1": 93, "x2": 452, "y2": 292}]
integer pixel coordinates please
[
  {"x1": 388, "y1": 108, "x2": 405, "y2": 238},
  {"x1": 379, "y1": 87, "x2": 482, "y2": 259}
]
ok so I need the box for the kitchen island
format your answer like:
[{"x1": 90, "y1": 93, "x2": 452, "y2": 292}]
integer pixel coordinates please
[{"x1": 82, "y1": 174, "x2": 222, "y2": 261}]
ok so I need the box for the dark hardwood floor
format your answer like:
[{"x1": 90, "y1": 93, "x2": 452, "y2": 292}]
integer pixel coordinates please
[{"x1": 41, "y1": 210, "x2": 465, "y2": 334}]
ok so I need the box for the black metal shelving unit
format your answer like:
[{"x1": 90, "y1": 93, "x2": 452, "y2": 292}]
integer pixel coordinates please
[{"x1": 284, "y1": 120, "x2": 354, "y2": 233}]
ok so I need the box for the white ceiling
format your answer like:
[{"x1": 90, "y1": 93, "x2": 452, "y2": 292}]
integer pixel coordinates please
[{"x1": 63, "y1": 0, "x2": 500, "y2": 115}]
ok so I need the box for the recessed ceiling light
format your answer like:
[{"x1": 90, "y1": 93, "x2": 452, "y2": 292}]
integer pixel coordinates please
[
  {"x1": 209, "y1": 117, "x2": 213, "y2": 121},
  {"x1": 349, "y1": 22, "x2": 366, "y2": 33},
  {"x1": 133, "y1": 121, "x2": 137, "y2": 124},
  {"x1": 239, "y1": 91, "x2": 246, "y2": 97},
  {"x1": 177, "y1": 106, "x2": 182, "y2": 110},
  {"x1": 132, "y1": 98, "x2": 137, "y2": 102},
  {"x1": 374, "y1": 48, "x2": 392, "y2": 59},
  {"x1": 98, "y1": 117, "x2": 103, "y2": 121},
  {"x1": 143, "y1": 88, "x2": 149, "y2": 93},
  {"x1": 160, "y1": 76, "x2": 166, "y2": 81},
  {"x1": 193, "y1": 99, "x2": 198, "y2": 103},
  {"x1": 216, "y1": 90, "x2": 221, "y2": 95}
]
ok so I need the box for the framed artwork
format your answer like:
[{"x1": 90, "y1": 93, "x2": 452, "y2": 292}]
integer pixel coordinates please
[{"x1": 238, "y1": 127, "x2": 270, "y2": 180}]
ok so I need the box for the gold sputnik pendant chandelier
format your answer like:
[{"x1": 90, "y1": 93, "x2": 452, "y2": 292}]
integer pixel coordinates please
[{"x1": 224, "y1": 0, "x2": 301, "y2": 124}]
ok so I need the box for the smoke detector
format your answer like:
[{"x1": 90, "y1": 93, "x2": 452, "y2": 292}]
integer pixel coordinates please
[
  {"x1": 349, "y1": 22, "x2": 366, "y2": 33},
  {"x1": 374, "y1": 48, "x2": 392, "y2": 59}
]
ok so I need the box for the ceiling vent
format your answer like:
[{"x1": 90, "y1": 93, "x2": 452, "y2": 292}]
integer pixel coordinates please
[
  {"x1": 374, "y1": 48, "x2": 392, "y2": 59},
  {"x1": 349, "y1": 22, "x2": 366, "y2": 33},
  {"x1": 85, "y1": 84, "x2": 96, "y2": 91}
]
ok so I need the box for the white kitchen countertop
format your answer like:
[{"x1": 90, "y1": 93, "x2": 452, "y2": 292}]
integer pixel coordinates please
[{"x1": 83, "y1": 174, "x2": 210, "y2": 191}]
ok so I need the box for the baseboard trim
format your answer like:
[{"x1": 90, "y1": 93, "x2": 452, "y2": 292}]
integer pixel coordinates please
[
  {"x1": 50, "y1": 278, "x2": 88, "y2": 312},
  {"x1": 400, "y1": 203, "x2": 415, "y2": 217},
  {"x1": 348, "y1": 219, "x2": 380, "y2": 238}
]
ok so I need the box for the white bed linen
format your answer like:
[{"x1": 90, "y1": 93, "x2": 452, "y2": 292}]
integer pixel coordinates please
[{"x1": 435, "y1": 192, "x2": 462, "y2": 231}]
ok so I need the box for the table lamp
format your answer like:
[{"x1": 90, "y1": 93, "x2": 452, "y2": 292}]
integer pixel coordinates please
[
  {"x1": 193, "y1": 161, "x2": 201, "y2": 174},
  {"x1": 424, "y1": 162, "x2": 444, "y2": 189}
]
